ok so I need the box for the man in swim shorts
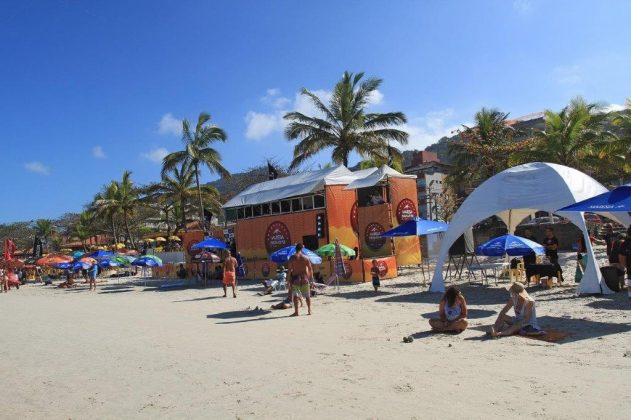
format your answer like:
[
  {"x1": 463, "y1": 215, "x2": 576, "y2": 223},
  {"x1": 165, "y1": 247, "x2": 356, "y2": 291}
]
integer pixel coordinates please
[
  {"x1": 223, "y1": 250, "x2": 238, "y2": 298},
  {"x1": 288, "y1": 243, "x2": 313, "y2": 316}
]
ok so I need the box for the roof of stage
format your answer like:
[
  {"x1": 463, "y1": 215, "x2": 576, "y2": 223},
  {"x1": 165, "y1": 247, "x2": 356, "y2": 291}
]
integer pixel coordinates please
[{"x1": 223, "y1": 165, "x2": 415, "y2": 209}]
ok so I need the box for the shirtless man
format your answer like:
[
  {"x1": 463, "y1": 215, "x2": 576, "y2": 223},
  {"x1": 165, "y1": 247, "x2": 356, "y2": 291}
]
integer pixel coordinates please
[
  {"x1": 288, "y1": 243, "x2": 313, "y2": 316},
  {"x1": 223, "y1": 251, "x2": 238, "y2": 298}
]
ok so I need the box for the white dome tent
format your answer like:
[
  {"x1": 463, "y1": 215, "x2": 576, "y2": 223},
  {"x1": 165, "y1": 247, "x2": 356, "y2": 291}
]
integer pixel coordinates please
[{"x1": 430, "y1": 162, "x2": 631, "y2": 295}]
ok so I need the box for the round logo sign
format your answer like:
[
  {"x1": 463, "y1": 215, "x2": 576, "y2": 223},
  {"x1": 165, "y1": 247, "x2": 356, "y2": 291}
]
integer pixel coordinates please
[
  {"x1": 350, "y1": 201, "x2": 359, "y2": 233},
  {"x1": 365, "y1": 222, "x2": 386, "y2": 250},
  {"x1": 376, "y1": 260, "x2": 388, "y2": 277},
  {"x1": 265, "y1": 221, "x2": 291, "y2": 253},
  {"x1": 396, "y1": 198, "x2": 418, "y2": 224},
  {"x1": 187, "y1": 239, "x2": 202, "y2": 256},
  {"x1": 262, "y1": 263, "x2": 270, "y2": 278}
]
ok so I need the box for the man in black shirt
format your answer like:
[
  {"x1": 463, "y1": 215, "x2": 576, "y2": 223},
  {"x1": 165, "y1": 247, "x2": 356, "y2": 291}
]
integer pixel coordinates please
[
  {"x1": 543, "y1": 227, "x2": 559, "y2": 264},
  {"x1": 522, "y1": 228, "x2": 538, "y2": 266},
  {"x1": 617, "y1": 227, "x2": 631, "y2": 299},
  {"x1": 603, "y1": 224, "x2": 616, "y2": 258}
]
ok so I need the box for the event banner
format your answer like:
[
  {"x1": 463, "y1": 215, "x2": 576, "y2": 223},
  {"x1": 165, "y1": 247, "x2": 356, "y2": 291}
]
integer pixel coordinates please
[
  {"x1": 388, "y1": 177, "x2": 422, "y2": 265},
  {"x1": 361, "y1": 256, "x2": 398, "y2": 281},
  {"x1": 357, "y1": 203, "x2": 392, "y2": 258},
  {"x1": 325, "y1": 185, "x2": 360, "y2": 252}
]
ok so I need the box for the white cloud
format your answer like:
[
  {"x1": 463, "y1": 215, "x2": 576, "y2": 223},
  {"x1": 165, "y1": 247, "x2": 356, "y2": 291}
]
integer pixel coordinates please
[
  {"x1": 552, "y1": 65, "x2": 582, "y2": 85},
  {"x1": 157, "y1": 113, "x2": 182, "y2": 136},
  {"x1": 141, "y1": 147, "x2": 169, "y2": 163},
  {"x1": 601, "y1": 103, "x2": 627, "y2": 113},
  {"x1": 513, "y1": 0, "x2": 534, "y2": 15},
  {"x1": 367, "y1": 89, "x2": 384, "y2": 105},
  {"x1": 402, "y1": 109, "x2": 465, "y2": 150},
  {"x1": 24, "y1": 161, "x2": 50, "y2": 175},
  {"x1": 244, "y1": 111, "x2": 283, "y2": 140},
  {"x1": 261, "y1": 88, "x2": 291, "y2": 109},
  {"x1": 92, "y1": 146, "x2": 106, "y2": 159}
]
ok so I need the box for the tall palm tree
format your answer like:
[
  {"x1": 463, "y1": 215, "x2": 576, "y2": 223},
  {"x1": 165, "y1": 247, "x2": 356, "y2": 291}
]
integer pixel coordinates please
[
  {"x1": 284, "y1": 71, "x2": 408, "y2": 169},
  {"x1": 508, "y1": 97, "x2": 613, "y2": 171},
  {"x1": 93, "y1": 171, "x2": 140, "y2": 248},
  {"x1": 93, "y1": 181, "x2": 120, "y2": 243},
  {"x1": 162, "y1": 113, "x2": 230, "y2": 230},
  {"x1": 34, "y1": 219, "x2": 56, "y2": 252},
  {"x1": 146, "y1": 162, "x2": 222, "y2": 233},
  {"x1": 71, "y1": 211, "x2": 95, "y2": 252},
  {"x1": 598, "y1": 99, "x2": 631, "y2": 180},
  {"x1": 447, "y1": 108, "x2": 529, "y2": 191}
]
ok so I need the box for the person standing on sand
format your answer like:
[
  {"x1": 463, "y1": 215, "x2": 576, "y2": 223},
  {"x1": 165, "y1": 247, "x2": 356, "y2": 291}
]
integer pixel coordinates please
[
  {"x1": 288, "y1": 243, "x2": 313, "y2": 316},
  {"x1": 370, "y1": 259, "x2": 380, "y2": 292},
  {"x1": 88, "y1": 263, "x2": 98, "y2": 291},
  {"x1": 222, "y1": 251, "x2": 238, "y2": 298}
]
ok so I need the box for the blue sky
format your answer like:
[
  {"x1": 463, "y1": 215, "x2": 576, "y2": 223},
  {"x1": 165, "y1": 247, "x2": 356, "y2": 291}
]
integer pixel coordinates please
[{"x1": 1, "y1": 0, "x2": 630, "y2": 222}]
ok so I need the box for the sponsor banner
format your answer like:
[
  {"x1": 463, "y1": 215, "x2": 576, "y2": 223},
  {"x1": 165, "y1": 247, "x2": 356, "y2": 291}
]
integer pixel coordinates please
[
  {"x1": 357, "y1": 203, "x2": 391, "y2": 258},
  {"x1": 361, "y1": 256, "x2": 398, "y2": 282},
  {"x1": 389, "y1": 177, "x2": 422, "y2": 265},
  {"x1": 265, "y1": 221, "x2": 291, "y2": 253},
  {"x1": 396, "y1": 198, "x2": 418, "y2": 224},
  {"x1": 365, "y1": 222, "x2": 386, "y2": 250}
]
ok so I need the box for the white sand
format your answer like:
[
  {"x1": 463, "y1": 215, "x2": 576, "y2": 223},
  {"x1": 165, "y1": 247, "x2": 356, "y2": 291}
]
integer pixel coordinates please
[{"x1": 1, "y1": 248, "x2": 630, "y2": 419}]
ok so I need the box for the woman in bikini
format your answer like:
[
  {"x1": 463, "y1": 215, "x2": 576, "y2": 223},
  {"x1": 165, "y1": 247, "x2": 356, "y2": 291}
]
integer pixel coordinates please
[
  {"x1": 489, "y1": 282, "x2": 541, "y2": 337},
  {"x1": 429, "y1": 286, "x2": 468, "y2": 333}
]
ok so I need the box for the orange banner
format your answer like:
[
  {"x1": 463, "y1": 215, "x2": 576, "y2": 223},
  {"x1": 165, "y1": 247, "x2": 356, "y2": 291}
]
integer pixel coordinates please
[
  {"x1": 362, "y1": 256, "x2": 398, "y2": 282},
  {"x1": 357, "y1": 203, "x2": 392, "y2": 258},
  {"x1": 388, "y1": 178, "x2": 422, "y2": 265}
]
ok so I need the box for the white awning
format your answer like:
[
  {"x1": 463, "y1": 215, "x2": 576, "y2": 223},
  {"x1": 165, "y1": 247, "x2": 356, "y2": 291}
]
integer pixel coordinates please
[{"x1": 344, "y1": 165, "x2": 416, "y2": 190}]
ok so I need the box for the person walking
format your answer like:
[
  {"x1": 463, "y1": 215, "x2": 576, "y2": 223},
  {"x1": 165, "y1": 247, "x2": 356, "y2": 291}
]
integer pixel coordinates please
[
  {"x1": 222, "y1": 250, "x2": 238, "y2": 298},
  {"x1": 288, "y1": 243, "x2": 313, "y2": 316}
]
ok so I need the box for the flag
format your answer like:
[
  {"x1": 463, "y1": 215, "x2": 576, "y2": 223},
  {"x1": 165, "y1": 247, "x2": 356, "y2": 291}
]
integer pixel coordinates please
[
  {"x1": 267, "y1": 161, "x2": 278, "y2": 180},
  {"x1": 4, "y1": 239, "x2": 15, "y2": 261},
  {"x1": 333, "y1": 239, "x2": 346, "y2": 277}
]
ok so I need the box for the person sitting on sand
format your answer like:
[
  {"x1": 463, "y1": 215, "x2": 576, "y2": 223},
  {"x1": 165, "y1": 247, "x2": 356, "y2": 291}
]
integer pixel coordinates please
[
  {"x1": 489, "y1": 282, "x2": 542, "y2": 337},
  {"x1": 428, "y1": 286, "x2": 468, "y2": 333},
  {"x1": 222, "y1": 251, "x2": 237, "y2": 298}
]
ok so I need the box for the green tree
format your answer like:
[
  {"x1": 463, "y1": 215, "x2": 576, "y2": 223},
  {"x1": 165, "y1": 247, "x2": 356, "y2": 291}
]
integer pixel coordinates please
[
  {"x1": 284, "y1": 71, "x2": 408, "y2": 169},
  {"x1": 447, "y1": 108, "x2": 530, "y2": 191},
  {"x1": 162, "y1": 113, "x2": 230, "y2": 230},
  {"x1": 70, "y1": 211, "x2": 95, "y2": 252},
  {"x1": 34, "y1": 219, "x2": 57, "y2": 252},
  {"x1": 93, "y1": 181, "x2": 121, "y2": 243},
  {"x1": 599, "y1": 99, "x2": 631, "y2": 181},
  {"x1": 93, "y1": 171, "x2": 140, "y2": 248},
  {"x1": 508, "y1": 97, "x2": 613, "y2": 172}
]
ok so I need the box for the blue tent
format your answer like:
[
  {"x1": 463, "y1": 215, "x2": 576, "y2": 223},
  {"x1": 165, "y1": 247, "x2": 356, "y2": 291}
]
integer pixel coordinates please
[
  {"x1": 191, "y1": 237, "x2": 229, "y2": 250},
  {"x1": 86, "y1": 250, "x2": 114, "y2": 259},
  {"x1": 558, "y1": 184, "x2": 631, "y2": 212},
  {"x1": 381, "y1": 218, "x2": 448, "y2": 237},
  {"x1": 475, "y1": 234, "x2": 545, "y2": 257},
  {"x1": 270, "y1": 245, "x2": 322, "y2": 264}
]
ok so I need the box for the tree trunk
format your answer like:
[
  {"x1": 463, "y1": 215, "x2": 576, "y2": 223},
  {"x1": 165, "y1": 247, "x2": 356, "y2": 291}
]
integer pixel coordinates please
[
  {"x1": 110, "y1": 215, "x2": 117, "y2": 245},
  {"x1": 194, "y1": 163, "x2": 205, "y2": 233},
  {"x1": 124, "y1": 213, "x2": 136, "y2": 249}
]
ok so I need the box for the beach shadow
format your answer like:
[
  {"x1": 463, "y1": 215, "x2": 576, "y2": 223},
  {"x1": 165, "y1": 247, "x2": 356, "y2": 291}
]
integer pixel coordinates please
[
  {"x1": 586, "y1": 293, "x2": 630, "y2": 310},
  {"x1": 419, "y1": 308, "x2": 496, "y2": 320},
  {"x1": 173, "y1": 296, "x2": 224, "y2": 303},
  {"x1": 332, "y1": 290, "x2": 396, "y2": 300},
  {"x1": 214, "y1": 314, "x2": 291, "y2": 325},
  {"x1": 383, "y1": 281, "x2": 426, "y2": 289},
  {"x1": 207, "y1": 309, "x2": 272, "y2": 319},
  {"x1": 465, "y1": 316, "x2": 631, "y2": 344}
]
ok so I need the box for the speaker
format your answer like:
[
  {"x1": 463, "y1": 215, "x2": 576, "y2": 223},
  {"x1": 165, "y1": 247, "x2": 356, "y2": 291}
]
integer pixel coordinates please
[{"x1": 303, "y1": 235, "x2": 319, "y2": 252}]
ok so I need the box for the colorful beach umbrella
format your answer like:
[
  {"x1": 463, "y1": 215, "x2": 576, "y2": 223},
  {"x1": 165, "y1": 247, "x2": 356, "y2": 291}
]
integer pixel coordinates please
[
  {"x1": 270, "y1": 245, "x2": 322, "y2": 264},
  {"x1": 315, "y1": 243, "x2": 356, "y2": 257},
  {"x1": 72, "y1": 261, "x2": 92, "y2": 270},
  {"x1": 381, "y1": 218, "x2": 449, "y2": 237},
  {"x1": 85, "y1": 250, "x2": 114, "y2": 259},
  {"x1": 72, "y1": 251, "x2": 85, "y2": 259},
  {"x1": 132, "y1": 255, "x2": 163, "y2": 267},
  {"x1": 192, "y1": 251, "x2": 220, "y2": 263},
  {"x1": 191, "y1": 237, "x2": 229, "y2": 250},
  {"x1": 168, "y1": 236, "x2": 181, "y2": 241},
  {"x1": 114, "y1": 243, "x2": 126, "y2": 249},
  {"x1": 53, "y1": 262, "x2": 73, "y2": 270},
  {"x1": 155, "y1": 237, "x2": 167, "y2": 242},
  {"x1": 78, "y1": 257, "x2": 98, "y2": 266},
  {"x1": 37, "y1": 254, "x2": 73, "y2": 266},
  {"x1": 475, "y1": 234, "x2": 545, "y2": 257}
]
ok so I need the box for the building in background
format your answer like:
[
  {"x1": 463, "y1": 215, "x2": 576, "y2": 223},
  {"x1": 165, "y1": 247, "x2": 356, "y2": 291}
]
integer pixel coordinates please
[{"x1": 404, "y1": 151, "x2": 452, "y2": 220}]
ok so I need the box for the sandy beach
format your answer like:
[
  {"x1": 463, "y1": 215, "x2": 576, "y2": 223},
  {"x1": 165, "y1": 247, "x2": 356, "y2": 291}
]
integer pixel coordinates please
[{"x1": 1, "y1": 249, "x2": 630, "y2": 419}]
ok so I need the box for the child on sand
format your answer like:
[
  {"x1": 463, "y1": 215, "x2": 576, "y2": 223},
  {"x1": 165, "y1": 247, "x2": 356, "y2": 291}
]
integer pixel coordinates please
[{"x1": 370, "y1": 259, "x2": 380, "y2": 292}]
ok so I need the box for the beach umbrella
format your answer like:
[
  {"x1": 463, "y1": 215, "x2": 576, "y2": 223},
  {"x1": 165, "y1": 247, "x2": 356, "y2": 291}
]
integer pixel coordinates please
[
  {"x1": 60, "y1": 248, "x2": 73, "y2": 253},
  {"x1": 124, "y1": 249, "x2": 139, "y2": 256},
  {"x1": 192, "y1": 251, "x2": 220, "y2": 263},
  {"x1": 191, "y1": 237, "x2": 229, "y2": 250},
  {"x1": 79, "y1": 257, "x2": 98, "y2": 266},
  {"x1": 37, "y1": 254, "x2": 72, "y2": 266},
  {"x1": 475, "y1": 234, "x2": 546, "y2": 257},
  {"x1": 72, "y1": 261, "x2": 93, "y2": 270},
  {"x1": 557, "y1": 183, "x2": 631, "y2": 212},
  {"x1": 114, "y1": 243, "x2": 126, "y2": 249},
  {"x1": 53, "y1": 262, "x2": 73, "y2": 270},
  {"x1": 168, "y1": 236, "x2": 181, "y2": 241},
  {"x1": 381, "y1": 218, "x2": 449, "y2": 237},
  {"x1": 315, "y1": 243, "x2": 356, "y2": 257},
  {"x1": 270, "y1": 245, "x2": 322, "y2": 264},
  {"x1": 144, "y1": 238, "x2": 155, "y2": 243},
  {"x1": 155, "y1": 237, "x2": 167, "y2": 242},
  {"x1": 85, "y1": 250, "x2": 114, "y2": 259},
  {"x1": 72, "y1": 251, "x2": 85, "y2": 259},
  {"x1": 98, "y1": 259, "x2": 119, "y2": 269},
  {"x1": 132, "y1": 256, "x2": 163, "y2": 267}
]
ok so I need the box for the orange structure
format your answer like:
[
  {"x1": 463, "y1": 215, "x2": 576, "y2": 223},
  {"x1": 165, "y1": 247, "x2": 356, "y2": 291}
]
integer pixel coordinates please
[{"x1": 223, "y1": 165, "x2": 421, "y2": 282}]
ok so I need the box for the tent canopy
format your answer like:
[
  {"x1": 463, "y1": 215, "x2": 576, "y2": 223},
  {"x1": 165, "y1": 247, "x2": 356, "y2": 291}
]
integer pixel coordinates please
[
  {"x1": 430, "y1": 162, "x2": 631, "y2": 295},
  {"x1": 344, "y1": 165, "x2": 415, "y2": 190},
  {"x1": 223, "y1": 164, "x2": 416, "y2": 208}
]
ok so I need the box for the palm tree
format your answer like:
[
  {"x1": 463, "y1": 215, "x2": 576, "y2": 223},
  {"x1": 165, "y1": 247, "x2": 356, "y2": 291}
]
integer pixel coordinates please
[
  {"x1": 162, "y1": 113, "x2": 230, "y2": 231},
  {"x1": 71, "y1": 211, "x2": 95, "y2": 252},
  {"x1": 34, "y1": 219, "x2": 56, "y2": 252},
  {"x1": 93, "y1": 171, "x2": 140, "y2": 248},
  {"x1": 146, "y1": 162, "x2": 222, "y2": 233},
  {"x1": 447, "y1": 108, "x2": 529, "y2": 191},
  {"x1": 508, "y1": 97, "x2": 613, "y2": 171},
  {"x1": 284, "y1": 71, "x2": 408, "y2": 169},
  {"x1": 93, "y1": 181, "x2": 120, "y2": 243},
  {"x1": 599, "y1": 99, "x2": 631, "y2": 180}
]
